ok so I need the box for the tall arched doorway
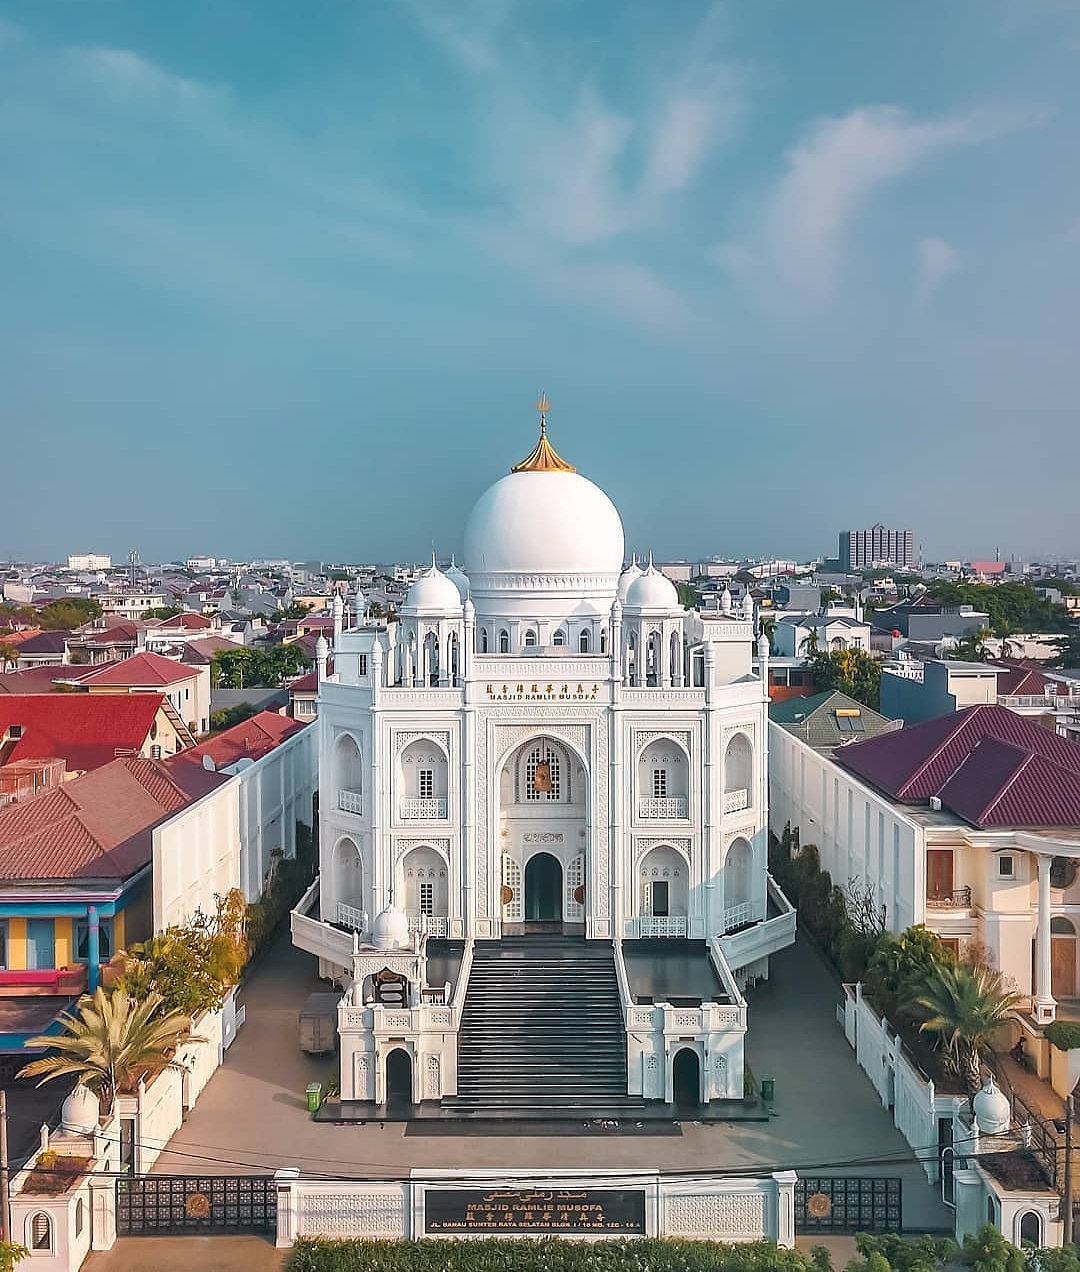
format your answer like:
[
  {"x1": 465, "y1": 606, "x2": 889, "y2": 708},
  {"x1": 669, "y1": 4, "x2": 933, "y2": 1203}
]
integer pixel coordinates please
[
  {"x1": 525, "y1": 853, "x2": 562, "y2": 926},
  {"x1": 1052, "y1": 916, "x2": 1077, "y2": 999},
  {"x1": 385, "y1": 1048, "x2": 412, "y2": 1107},
  {"x1": 672, "y1": 1048, "x2": 701, "y2": 1106}
]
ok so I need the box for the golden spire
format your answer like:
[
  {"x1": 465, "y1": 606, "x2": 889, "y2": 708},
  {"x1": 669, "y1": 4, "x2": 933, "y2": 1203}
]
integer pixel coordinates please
[{"x1": 511, "y1": 393, "x2": 576, "y2": 473}]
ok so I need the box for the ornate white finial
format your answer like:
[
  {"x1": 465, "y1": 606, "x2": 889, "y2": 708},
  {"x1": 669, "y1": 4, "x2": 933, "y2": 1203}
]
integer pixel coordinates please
[
  {"x1": 720, "y1": 585, "x2": 732, "y2": 615},
  {"x1": 742, "y1": 591, "x2": 754, "y2": 620}
]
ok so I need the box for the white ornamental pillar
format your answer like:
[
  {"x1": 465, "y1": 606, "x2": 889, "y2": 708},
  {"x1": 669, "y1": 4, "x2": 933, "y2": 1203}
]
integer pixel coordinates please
[{"x1": 1035, "y1": 854, "x2": 1057, "y2": 1024}]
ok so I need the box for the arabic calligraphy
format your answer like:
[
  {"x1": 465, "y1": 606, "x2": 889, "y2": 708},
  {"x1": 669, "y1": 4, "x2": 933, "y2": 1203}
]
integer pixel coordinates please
[{"x1": 425, "y1": 1187, "x2": 646, "y2": 1235}]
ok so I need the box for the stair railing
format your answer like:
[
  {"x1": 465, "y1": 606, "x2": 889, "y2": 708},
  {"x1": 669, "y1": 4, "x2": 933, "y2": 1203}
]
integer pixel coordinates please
[{"x1": 611, "y1": 938, "x2": 634, "y2": 1028}]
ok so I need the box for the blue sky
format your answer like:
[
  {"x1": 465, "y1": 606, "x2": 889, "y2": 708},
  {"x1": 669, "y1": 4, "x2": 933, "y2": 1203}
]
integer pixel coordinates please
[{"x1": 2, "y1": 1, "x2": 1078, "y2": 566}]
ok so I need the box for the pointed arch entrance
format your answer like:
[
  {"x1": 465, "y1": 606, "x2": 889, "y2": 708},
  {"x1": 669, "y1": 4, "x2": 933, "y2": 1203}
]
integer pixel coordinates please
[
  {"x1": 525, "y1": 853, "x2": 562, "y2": 926},
  {"x1": 672, "y1": 1047, "x2": 701, "y2": 1106},
  {"x1": 385, "y1": 1048, "x2": 412, "y2": 1107}
]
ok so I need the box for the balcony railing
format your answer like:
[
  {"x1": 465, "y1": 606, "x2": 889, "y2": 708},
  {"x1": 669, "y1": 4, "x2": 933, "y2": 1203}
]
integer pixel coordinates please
[
  {"x1": 722, "y1": 788, "x2": 750, "y2": 814},
  {"x1": 338, "y1": 789, "x2": 363, "y2": 815},
  {"x1": 638, "y1": 915, "x2": 687, "y2": 938},
  {"x1": 721, "y1": 902, "x2": 752, "y2": 933},
  {"x1": 399, "y1": 797, "x2": 448, "y2": 820},
  {"x1": 638, "y1": 796, "x2": 688, "y2": 820},
  {"x1": 927, "y1": 887, "x2": 971, "y2": 909},
  {"x1": 407, "y1": 913, "x2": 448, "y2": 937},
  {"x1": 337, "y1": 901, "x2": 366, "y2": 931}
]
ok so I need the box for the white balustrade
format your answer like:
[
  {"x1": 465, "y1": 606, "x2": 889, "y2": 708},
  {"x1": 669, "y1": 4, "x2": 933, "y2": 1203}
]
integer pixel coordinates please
[
  {"x1": 399, "y1": 797, "x2": 448, "y2": 820},
  {"x1": 338, "y1": 789, "x2": 363, "y2": 815},
  {"x1": 722, "y1": 788, "x2": 750, "y2": 814},
  {"x1": 337, "y1": 902, "x2": 366, "y2": 932},
  {"x1": 638, "y1": 915, "x2": 688, "y2": 938},
  {"x1": 637, "y1": 796, "x2": 688, "y2": 819},
  {"x1": 407, "y1": 913, "x2": 448, "y2": 937},
  {"x1": 721, "y1": 902, "x2": 752, "y2": 932}
]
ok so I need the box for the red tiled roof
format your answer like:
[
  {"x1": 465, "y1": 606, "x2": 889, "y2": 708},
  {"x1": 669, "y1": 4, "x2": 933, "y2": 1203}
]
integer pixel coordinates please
[
  {"x1": 74, "y1": 623, "x2": 142, "y2": 646},
  {"x1": 170, "y1": 711, "x2": 308, "y2": 770},
  {"x1": 288, "y1": 668, "x2": 323, "y2": 693},
  {"x1": 155, "y1": 612, "x2": 212, "y2": 631},
  {"x1": 180, "y1": 636, "x2": 240, "y2": 665},
  {"x1": 0, "y1": 629, "x2": 44, "y2": 647},
  {"x1": 0, "y1": 694, "x2": 167, "y2": 771},
  {"x1": 988, "y1": 659, "x2": 1052, "y2": 697},
  {"x1": 0, "y1": 667, "x2": 80, "y2": 695},
  {"x1": 0, "y1": 757, "x2": 227, "y2": 881},
  {"x1": 77, "y1": 651, "x2": 198, "y2": 688},
  {"x1": 834, "y1": 703, "x2": 1080, "y2": 828}
]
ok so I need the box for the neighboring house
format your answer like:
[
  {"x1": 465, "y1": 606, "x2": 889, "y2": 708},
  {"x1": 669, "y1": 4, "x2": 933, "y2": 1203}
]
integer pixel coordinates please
[
  {"x1": 209, "y1": 687, "x2": 289, "y2": 718},
  {"x1": 169, "y1": 712, "x2": 317, "y2": 903},
  {"x1": 872, "y1": 596, "x2": 990, "y2": 642},
  {"x1": 65, "y1": 621, "x2": 145, "y2": 666},
  {"x1": 12, "y1": 631, "x2": 70, "y2": 669},
  {"x1": 99, "y1": 592, "x2": 168, "y2": 620},
  {"x1": 769, "y1": 690, "x2": 901, "y2": 751},
  {"x1": 0, "y1": 667, "x2": 88, "y2": 695},
  {"x1": 73, "y1": 651, "x2": 211, "y2": 736},
  {"x1": 754, "y1": 655, "x2": 817, "y2": 704},
  {"x1": 142, "y1": 611, "x2": 215, "y2": 653},
  {"x1": 0, "y1": 757, "x2": 226, "y2": 1050},
  {"x1": 288, "y1": 668, "x2": 320, "y2": 719},
  {"x1": 0, "y1": 694, "x2": 194, "y2": 774},
  {"x1": 181, "y1": 635, "x2": 245, "y2": 667},
  {"x1": 772, "y1": 613, "x2": 872, "y2": 658},
  {"x1": 770, "y1": 703, "x2": 1080, "y2": 1023}
]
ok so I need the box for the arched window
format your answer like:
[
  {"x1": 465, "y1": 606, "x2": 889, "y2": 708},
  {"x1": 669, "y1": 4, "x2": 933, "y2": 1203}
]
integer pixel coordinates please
[
  {"x1": 30, "y1": 1212, "x2": 52, "y2": 1252},
  {"x1": 524, "y1": 629, "x2": 538, "y2": 648},
  {"x1": 553, "y1": 630, "x2": 566, "y2": 647},
  {"x1": 986, "y1": 1194, "x2": 998, "y2": 1228},
  {"x1": 1052, "y1": 916, "x2": 1076, "y2": 935},
  {"x1": 75, "y1": 1197, "x2": 85, "y2": 1238},
  {"x1": 480, "y1": 627, "x2": 489, "y2": 653},
  {"x1": 579, "y1": 629, "x2": 590, "y2": 653},
  {"x1": 600, "y1": 628, "x2": 607, "y2": 653},
  {"x1": 525, "y1": 743, "x2": 561, "y2": 801},
  {"x1": 1018, "y1": 1211, "x2": 1041, "y2": 1249},
  {"x1": 499, "y1": 629, "x2": 509, "y2": 654}
]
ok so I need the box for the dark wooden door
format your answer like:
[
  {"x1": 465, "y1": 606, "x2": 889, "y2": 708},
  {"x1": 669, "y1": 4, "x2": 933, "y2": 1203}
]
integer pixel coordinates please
[
  {"x1": 1052, "y1": 936, "x2": 1076, "y2": 997},
  {"x1": 926, "y1": 851, "x2": 953, "y2": 902}
]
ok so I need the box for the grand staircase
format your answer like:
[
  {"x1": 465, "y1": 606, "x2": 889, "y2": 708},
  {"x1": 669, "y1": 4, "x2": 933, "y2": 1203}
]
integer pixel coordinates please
[{"x1": 449, "y1": 936, "x2": 633, "y2": 1115}]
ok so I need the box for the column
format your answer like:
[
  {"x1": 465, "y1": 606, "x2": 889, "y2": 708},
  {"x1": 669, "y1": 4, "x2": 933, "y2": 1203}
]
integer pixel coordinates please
[
  {"x1": 1035, "y1": 854, "x2": 1056, "y2": 1023},
  {"x1": 86, "y1": 905, "x2": 100, "y2": 993}
]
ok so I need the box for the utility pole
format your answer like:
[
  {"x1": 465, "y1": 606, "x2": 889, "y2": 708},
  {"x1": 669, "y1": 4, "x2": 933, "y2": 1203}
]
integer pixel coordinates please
[
  {"x1": 0, "y1": 1088, "x2": 10, "y2": 1243},
  {"x1": 1065, "y1": 1091, "x2": 1075, "y2": 1246}
]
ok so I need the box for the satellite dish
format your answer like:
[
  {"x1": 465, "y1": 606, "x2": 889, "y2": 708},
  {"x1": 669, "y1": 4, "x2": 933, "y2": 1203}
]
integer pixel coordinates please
[{"x1": 202, "y1": 754, "x2": 216, "y2": 772}]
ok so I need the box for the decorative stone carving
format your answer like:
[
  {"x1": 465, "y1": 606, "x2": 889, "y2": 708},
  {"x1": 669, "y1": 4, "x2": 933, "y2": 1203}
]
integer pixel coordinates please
[
  {"x1": 424, "y1": 1055, "x2": 441, "y2": 1098},
  {"x1": 382, "y1": 1014, "x2": 412, "y2": 1028},
  {"x1": 635, "y1": 837, "x2": 692, "y2": 866},
  {"x1": 394, "y1": 839, "x2": 451, "y2": 866},
  {"x1": 635, "y1": 729, "x2": 691, "y2": 758},
  {"x1": 300, "y1": 1191, "x2": 405, "y2": 1238},
  {"x1": 664, "y1": 1192, "x2": 765, "y2": 1238},
  {"x1": 426, "y1": 1010, "x2": 451, "y2": 1027},
  {"x1": 674, "y1": 1012, "x2": 700, "y2": 1027},
  {"x1": 714, "y1": 1010, "x2": 739, "y2": 1026},
  {"x1": 595, "y1": 720, "x2": 609, "y2": 915},
  {"x1": 394, "y1": 731, "x2": 451, "y2": 756}
]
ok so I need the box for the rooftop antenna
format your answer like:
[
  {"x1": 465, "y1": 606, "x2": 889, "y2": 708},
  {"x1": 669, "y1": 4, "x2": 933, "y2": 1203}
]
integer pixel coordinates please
[{"x1": 537, "y1": 392, "x2": 550, "y2": 436}]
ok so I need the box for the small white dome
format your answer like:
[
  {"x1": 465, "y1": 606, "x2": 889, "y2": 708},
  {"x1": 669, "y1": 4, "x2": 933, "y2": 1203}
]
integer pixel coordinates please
[
  {"x1": 403, "y1": 565, "x2": 463, "y2": 615},
  {"x1": 315, "y1": 635, "x2": 329, "y2": 659},
  {"x1": 617, "y1": 559, "x2": 643, "y2": 602},
  {"x1": 332, "y1": 593, "x2": 344, "y2": 615},
  {"x1": 445, "y1": 559, "x2": 470, "y2": 602},
  {"x1": 625, "y1": 567, "x2": 680, "y2": 611},
  {"x1": 61, "y1": 1083, "x2": 99, "y2": 1136},
  {"x1": 742, "y1": 591, "x2": 755, "y2": 620},
  {"x1": 757, "y1": 632, "x2": 771, "y2": 659},
  {"x1": 972, "y1": 1075, "x2": 1010, "y2": 1135},
  {"x1": 371, "y1": 904, "x2": 410, "y2": 952},
  {"x1": 720, "y1": 585, "x2": 733, "y2": 614}
]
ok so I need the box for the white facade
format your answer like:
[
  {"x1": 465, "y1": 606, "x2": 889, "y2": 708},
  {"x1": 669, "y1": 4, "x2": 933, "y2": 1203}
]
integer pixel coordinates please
[
  {"x1": 67, "y1": 553, "x2": 112, "y2": 571},
  {"x1": 293, "y1": 417, "x2": 794, "y2": 1103}
]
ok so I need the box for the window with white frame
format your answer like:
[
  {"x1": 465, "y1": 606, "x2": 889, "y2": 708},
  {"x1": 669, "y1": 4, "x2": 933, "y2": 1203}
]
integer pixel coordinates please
[
  {"x1": 652, "y1": 768, "x2": 668, "y2": 798},
  {"x1": 31, "y1": 1213, "x2": 52, "y2": 1252},
  {"x1": 499, "y1": 630, "x2": 509, "y2": 653},
  {"x1": 998, "y1": 855, "x2": 1015, "y2": 878},
  {"x1": 419, "y1": 769, "x2": 434, "y2": 800},
  {"x1": 579, "y1": 629, "x2": 590, "y2": 653},
  {"x1": 553, "y1": 630, "x2": 566, "y2": 646},
  {"x1": 525, "y1": 744, "x2": 561, "y2": 800},
  {"x1": 419, "y1": 881, "x2": 434, "y2": 915},
  {"x1": 524, "y1": 629, "x2": 538, "y2": 647}
]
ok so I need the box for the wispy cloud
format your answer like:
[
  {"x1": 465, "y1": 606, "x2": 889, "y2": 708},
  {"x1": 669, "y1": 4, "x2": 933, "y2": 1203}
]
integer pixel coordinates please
[
  {"x1": 915, "y1": 236, "x2": 960, "y2": 306},
  {"x1": 716, "y1": 104, "x2": 1044, "y2": 309}
]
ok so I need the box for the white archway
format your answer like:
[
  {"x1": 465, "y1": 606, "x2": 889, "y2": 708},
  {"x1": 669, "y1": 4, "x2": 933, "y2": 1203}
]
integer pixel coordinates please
[
  {"x1": 637, "y1": 737, "x2": 689, "y2": 819},
  {"x1": 723, "y1": 837, "x2": 753, "y2": 930},
  {"x1": 724, "y1": 733, "x2": 753, "y2": 812},
  {"x1": 335, "y1": 733, "x2": 363, "y2": 812},
  {"x1": 639, "y1": 844, "x2": 689, "y2": 936},
  {"x1": 400, "y1": 845, "x2": 449, "y2": 935},
  {"x1": 333, "y1": 836, "x2": 364, "y2": 927},
  {"x1": 399, "y1": 737, "x2": 449, "y2": 819}
]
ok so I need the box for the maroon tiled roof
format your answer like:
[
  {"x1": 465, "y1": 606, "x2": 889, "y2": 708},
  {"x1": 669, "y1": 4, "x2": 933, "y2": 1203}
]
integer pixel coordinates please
[
  {"x1": 834, "y1": 703, "x2": 1080, "y2": 828},
  {"x1": 169, "y1": 711, "x2": 308, "y2": 771},
  {"x1": 0, "y1": 694, "x2": 167, "y2": 772},
  {"x1": 0, "y1": 667, "x2": 79, "y2": 695},
  {"x1": 988, "y1": 659, "x2": 1052, "y2": 697},
  {"x1": 180, "y1": 636, "x2": 239, "y2": 665},
  {"x1": 0, "y1": 757, "x2": 227, "y2": 881},
  {"x1": 77, "y1": 651, "x2": 198, "y2": 688},
  {"x1": 155, "y1": 612, "x2": 212, "y2": 631},
  {"x1": 11, "y1": 631, "x2": 69, "y2": 656}
]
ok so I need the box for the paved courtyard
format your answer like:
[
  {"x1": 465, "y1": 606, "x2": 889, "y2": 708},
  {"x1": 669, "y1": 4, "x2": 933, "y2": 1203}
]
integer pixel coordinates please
[{"x1": 138, "y1": 927, "x2": 951, "y2": 1234}]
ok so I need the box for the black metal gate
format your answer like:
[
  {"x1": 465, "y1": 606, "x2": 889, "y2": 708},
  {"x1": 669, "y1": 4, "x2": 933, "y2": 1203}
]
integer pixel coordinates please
[
  {"x1": 795, "y1": 1176, "x2": 902, "y2": 1233},
  {"x1": 116, "y1": 1175, "x2": 277, "y2": 1235}
]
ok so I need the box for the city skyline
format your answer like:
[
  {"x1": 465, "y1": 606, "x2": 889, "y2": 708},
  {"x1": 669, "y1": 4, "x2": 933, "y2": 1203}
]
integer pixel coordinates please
[{"x1": 2, "y1": 2, "x2": 1079, "y2": 562}]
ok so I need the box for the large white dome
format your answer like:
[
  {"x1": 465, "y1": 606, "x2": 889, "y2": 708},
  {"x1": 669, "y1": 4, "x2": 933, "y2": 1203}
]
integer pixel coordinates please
[{"x1": 464, "y1": 469, "x2": 624, "y2": 579}]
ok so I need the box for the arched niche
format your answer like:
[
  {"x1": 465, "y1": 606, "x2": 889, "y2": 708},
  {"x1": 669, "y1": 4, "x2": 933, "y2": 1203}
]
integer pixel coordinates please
[{"x1": 637, "y1": 737, "x2": 689, "y2": 817}]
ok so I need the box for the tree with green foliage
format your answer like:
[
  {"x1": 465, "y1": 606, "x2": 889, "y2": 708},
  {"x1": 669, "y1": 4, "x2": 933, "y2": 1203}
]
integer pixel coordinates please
[
  {"x1": 208, "y1": 702, "x2": 261, "y2": 733},
  {"x1": 865, "y1": 926, "x2": 954, "y2": 1023},
  {"x1": 849, "y1": 1231, "x2": 958, "y2": 1272},
  {"x1": 120, "y1": 890, "x2": 248, "y2": 1017},
  {"x1": 212, "y1": 643, "x2": 312, "y2": 688},
  {"x1": 676, "y1": 582, "x2": 698, "y2": 610},
  {"x1": 809, "y1": 648, "x2": 883, "y2": 709},
  {"x1": 915, "y1": 961, "x2": 1022, "y2": 1096},
  {"x1": 799, "y1": 627, "x2": 820, "y2": 656},
  {"x1": 926, "y1": 580, "x2": 1069, "y2": 635},
  {"x1": 0, "y1": 640, "x2": 19, "y2": 671},
  {"x1": 1048, "y1": 632, "x2": 1080, "y2": 669},
  {"x1": 283, "y1": 602, "x2": 315, "y2": 620},
  {"x1": 19, "y1": 987, "x2": 200, "y2": 1113},
  {"x1": 37, "y1": 597, "x2": 102, "y2": 630},
  {"x1": 141, "y1": 605, "x2": 182, "y2": 620},
  {"x1": 0, "y1": 1243, "x2": 27, "y2": 1272},
  {"x1": 947, "y1": 628, "x2": 993, "y2": 661}
]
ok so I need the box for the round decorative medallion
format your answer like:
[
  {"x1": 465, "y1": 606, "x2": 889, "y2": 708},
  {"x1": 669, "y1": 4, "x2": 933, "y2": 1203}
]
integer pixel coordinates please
[
  {"x1": 573, "y1": 885, "x2": 586, "y2": 904},
  {"x1": 501, "y1": 885, "x2": 514, "y2": 905},
  {"x1": 185, "y1": 1192, "x2": 211, "y2": 1219},
  {"x1": 806, "y1": 1192, "x2": 832, "y2": 1219}
]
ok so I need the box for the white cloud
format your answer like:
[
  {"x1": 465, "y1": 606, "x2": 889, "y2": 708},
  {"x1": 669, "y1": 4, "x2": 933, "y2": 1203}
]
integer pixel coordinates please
[
  {"x1": 720, "y1": 104, "x2": 1044, "y2": 309},
  {"x1": 915, "y1": 236, "x2": 959, "y2": 306},
  {"x1": 69, "y1": 46, "x2": 220, "y2": 108}
]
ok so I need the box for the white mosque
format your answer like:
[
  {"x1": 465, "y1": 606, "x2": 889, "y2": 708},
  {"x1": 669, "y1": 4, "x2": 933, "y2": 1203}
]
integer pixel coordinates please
[{"x1": 291, "y1": 401, "x2": 796, "y2": 1111}]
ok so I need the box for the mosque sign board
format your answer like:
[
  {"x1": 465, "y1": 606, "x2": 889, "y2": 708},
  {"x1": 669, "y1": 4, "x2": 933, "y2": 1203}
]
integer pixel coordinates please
[
  {"x1": 424, "y1": 1186, "x2": 646, "y2": 1235},
  {"x1": 486, "y1": 682, "x2": 602, "y2": 702}
]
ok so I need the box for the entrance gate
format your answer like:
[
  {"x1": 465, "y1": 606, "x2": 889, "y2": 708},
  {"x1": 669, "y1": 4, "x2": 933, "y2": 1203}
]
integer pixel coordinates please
[
  {"x1": 794, "y1": 1177, "x2": 902, "y2": 1233},
  {"x1": 116, "y1": 1175, "x2": 277, "y2": 1236}
]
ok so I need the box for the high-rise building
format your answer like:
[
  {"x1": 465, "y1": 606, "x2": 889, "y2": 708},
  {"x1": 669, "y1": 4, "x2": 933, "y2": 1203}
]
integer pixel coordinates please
[
  {"x1": 67, "y1": 552, "x2": 112, "y2": 571},
  {"x1": 838, "y1": 525, "x2": 916, "y2": 572}
]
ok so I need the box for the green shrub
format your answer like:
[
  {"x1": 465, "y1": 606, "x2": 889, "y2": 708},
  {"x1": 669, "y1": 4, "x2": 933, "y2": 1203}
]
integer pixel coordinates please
[{"x1": 1044, "y1": 1021, "x2": 1080, "y2": 1052}]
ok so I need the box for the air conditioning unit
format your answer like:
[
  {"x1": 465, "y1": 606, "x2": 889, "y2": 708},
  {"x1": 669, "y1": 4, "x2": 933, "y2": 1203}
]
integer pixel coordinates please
[{"x1": 929, "y1": 796, "x2": 942, "y2": 811}]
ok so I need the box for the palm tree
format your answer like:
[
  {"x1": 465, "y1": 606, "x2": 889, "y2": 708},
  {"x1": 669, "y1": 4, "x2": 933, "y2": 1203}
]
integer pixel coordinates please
[
  {"x1": 948, "y1": 627, "x2": 992, "y2": 662},
  {"x1": 914, "y1": 962, "x2": 1022, "y2": 1097},
  {"x1": 799, "y1": 626, "x2": 819, "y2": 656},
  {"x1": 18, "y1": 987, "x2": 202, "y2": 1114},
  {"x1": 760, "y1": 616, "x2": 777, "y2": 653}
]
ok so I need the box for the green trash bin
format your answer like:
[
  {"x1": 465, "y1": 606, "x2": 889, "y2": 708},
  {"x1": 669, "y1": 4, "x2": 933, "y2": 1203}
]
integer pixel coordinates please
[
  {"x1": 760, "y1": 1076, "x2": 775, "y2": 1103},
  {"x1": 306, "y1": 1083, "x2": 323, "y2": 1113}
]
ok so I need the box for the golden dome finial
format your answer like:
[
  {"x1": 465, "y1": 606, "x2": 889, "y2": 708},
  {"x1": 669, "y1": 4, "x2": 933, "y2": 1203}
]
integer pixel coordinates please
[{"x1": 512, "y1": 393, "x2": 575, "y2": 473}]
